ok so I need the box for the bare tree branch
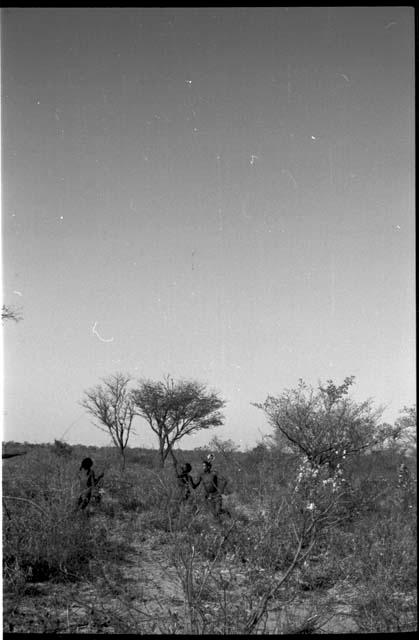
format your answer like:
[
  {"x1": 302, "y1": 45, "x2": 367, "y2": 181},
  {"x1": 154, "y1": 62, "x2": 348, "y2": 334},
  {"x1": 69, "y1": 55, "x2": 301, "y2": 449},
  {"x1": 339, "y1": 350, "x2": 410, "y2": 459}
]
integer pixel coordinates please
[
  {"x1": 1, "y1": 304, "x2": 23, "y2": 323},
  {"x1": 81, "y1": 372, "x2": 136, "y2": 468}
]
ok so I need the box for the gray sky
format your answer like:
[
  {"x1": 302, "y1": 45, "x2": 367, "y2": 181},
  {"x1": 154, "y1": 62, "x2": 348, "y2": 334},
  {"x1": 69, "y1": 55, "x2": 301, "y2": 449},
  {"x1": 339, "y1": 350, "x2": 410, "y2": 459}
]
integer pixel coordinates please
[{"x1": 1, "y1": 7, "x2": 415, "y2": 449}]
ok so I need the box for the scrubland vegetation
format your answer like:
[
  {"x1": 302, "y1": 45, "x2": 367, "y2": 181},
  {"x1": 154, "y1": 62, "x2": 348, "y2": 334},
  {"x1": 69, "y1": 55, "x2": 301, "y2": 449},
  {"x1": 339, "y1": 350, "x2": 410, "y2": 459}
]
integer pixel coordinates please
[
  {"x1": 2, "y1": 380, "x2": 417, "y2": 634},
  {"x1": 3, "y1": 441, "x2": 416, "y2": 633}
]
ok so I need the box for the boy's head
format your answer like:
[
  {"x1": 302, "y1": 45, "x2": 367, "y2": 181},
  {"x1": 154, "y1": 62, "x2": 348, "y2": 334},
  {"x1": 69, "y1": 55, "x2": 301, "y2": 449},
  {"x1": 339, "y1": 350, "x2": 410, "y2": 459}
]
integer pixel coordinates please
[{"x1": 80, "y1": 457, "x2": 93, "y2": 471}]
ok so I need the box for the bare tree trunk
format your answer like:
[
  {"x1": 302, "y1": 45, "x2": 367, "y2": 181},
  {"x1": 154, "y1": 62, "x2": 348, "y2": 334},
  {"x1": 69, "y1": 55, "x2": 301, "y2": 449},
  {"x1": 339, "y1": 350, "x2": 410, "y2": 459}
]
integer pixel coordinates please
[
  {"x1": 159, "y1": 440, "x2": 166, "y2": 468},
  {"x1": 167, "y1": 444, "x2": 178, "y2": 469},
  {"x1": 120, "y1": 447, "x2": 126, "y2": 471}
]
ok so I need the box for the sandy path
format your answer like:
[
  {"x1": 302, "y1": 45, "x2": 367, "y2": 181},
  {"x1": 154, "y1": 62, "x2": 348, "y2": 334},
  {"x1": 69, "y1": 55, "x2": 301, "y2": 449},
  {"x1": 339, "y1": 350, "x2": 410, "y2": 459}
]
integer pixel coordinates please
[
  {"x1": 3, "y1": 509, "x2": 358, "y2": 634},
  {"x1": 3, "y1": 512, "x2": 188, "y2": 634}
]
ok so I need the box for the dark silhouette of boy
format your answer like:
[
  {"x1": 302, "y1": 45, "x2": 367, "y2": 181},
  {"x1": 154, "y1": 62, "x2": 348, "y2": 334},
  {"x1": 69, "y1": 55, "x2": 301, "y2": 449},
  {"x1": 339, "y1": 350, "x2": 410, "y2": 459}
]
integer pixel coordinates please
[
  {"x1": 77, "y1": 457, "x2": 104, "y2": 510},
  {"x1": 176, "y1": 462, "x2": 197, "y2": 502}
]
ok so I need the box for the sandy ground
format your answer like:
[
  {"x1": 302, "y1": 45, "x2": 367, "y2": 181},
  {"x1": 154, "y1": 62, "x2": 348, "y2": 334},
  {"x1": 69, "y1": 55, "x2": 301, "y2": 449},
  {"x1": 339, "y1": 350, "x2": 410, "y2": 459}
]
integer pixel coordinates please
[{"x1": 3, "y1": 508, "x2": 359, "y2": 634}]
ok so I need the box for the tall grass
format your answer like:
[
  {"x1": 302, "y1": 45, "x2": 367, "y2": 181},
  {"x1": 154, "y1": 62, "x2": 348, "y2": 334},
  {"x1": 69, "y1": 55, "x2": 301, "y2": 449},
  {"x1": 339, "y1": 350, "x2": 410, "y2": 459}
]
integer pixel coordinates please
[
  {"x1": 3, "y1": 442, "x2": 417, "y2": 634},
  {"x1": 3, "y1": 449, "x2": 125, "y2": 592}
]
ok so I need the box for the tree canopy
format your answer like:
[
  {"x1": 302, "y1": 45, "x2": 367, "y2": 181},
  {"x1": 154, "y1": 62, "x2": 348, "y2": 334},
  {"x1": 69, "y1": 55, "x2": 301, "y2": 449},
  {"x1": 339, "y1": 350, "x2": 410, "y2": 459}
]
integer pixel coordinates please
[
  {"x1": 253, "y1": 376, "x2": 392, "y2": 470},
  {"x1": 391, "y1": 404, "x2": 417, "y2": 455},
  {"x1": 132, "y1": 375, "x2": 226, "y2": 466},
  {"x1": 81, "y1": 372, "x2": 136, "y2": 468}
]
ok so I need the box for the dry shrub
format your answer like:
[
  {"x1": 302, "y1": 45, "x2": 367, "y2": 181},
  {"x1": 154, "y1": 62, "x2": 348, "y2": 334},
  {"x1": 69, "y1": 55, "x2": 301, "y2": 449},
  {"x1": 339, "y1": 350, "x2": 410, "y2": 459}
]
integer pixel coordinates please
[
  {"x1": 3, "y1": 449, "x2": 116, "y2": 592},
  {"x1": 348, "y1": 508, "x2": 417, "y2": 632},
  {"x1": 3, "y1": 440, "x2": 417, "y2": 635}
]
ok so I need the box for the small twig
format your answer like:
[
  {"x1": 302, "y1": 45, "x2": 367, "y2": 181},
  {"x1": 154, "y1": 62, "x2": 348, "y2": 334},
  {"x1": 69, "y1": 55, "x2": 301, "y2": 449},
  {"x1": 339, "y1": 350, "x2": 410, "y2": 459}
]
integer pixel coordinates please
[
  {"x1": 3, "y1": 495, "x2": 49, "y2": 517},
  {"x1": 244, "y1": 534, "x2": 314, "y2": 634},
  {"x1": 196, "y1": 521, "x2": 236, "y2": 601}
]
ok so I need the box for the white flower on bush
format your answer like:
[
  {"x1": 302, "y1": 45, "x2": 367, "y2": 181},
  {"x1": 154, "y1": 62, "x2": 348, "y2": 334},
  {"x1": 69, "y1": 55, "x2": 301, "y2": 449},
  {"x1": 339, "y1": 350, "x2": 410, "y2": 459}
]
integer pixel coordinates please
[
  {"x1": 306, "y1": 502, "x2": 315, "y2": 511},
  {"x1": 219, "y1": 569, "x2": 230, "y2": 585}
]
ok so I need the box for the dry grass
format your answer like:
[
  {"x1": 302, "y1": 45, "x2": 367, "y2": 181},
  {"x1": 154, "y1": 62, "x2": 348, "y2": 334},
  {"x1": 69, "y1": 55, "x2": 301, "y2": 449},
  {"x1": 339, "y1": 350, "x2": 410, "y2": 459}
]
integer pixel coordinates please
[{"x1": 2, "y1": 443, "x2": 417, "y2": 634}]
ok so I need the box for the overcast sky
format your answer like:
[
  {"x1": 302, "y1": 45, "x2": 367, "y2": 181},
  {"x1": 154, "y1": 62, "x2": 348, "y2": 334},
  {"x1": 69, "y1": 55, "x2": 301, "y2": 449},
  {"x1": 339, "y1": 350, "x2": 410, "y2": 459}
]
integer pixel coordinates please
[{"x1": 1, "y1": 7, "x2": 415, "y2": 450}]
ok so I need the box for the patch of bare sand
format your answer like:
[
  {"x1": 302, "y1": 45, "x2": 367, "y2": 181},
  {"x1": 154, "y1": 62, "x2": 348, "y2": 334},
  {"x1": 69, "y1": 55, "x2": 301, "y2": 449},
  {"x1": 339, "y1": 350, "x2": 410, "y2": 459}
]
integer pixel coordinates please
[
  {"x1": 3, "y1": 512, "x2": 187, "y2": 634},
  {"x1": 4, "y1": 509, "x2": 360, "y2": 634}
]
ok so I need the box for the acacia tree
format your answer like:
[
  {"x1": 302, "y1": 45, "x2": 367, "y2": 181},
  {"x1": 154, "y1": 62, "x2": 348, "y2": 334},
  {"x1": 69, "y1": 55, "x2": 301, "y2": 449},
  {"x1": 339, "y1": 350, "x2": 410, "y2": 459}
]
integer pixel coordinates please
[
  {"x1": 81, "y1": 373, "x2": 136, "y2": 468},
  {"x1": 253, "y1": 376, "x2": 393, "y2": 472},
  {"x1": 132, "y1": 375, "x2": 226, "y2": 467}
]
